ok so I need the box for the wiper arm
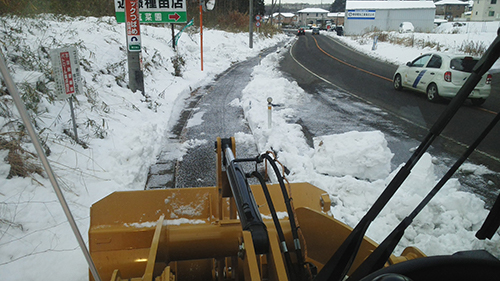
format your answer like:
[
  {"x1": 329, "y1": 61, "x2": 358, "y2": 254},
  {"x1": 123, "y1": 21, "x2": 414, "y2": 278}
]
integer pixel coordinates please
[
  {"x1": 314, "y1": 29, "x2": 500, "y2": 281},
  {"x1": 348, "y1": 106, "x2": 500, "y2": 281}
]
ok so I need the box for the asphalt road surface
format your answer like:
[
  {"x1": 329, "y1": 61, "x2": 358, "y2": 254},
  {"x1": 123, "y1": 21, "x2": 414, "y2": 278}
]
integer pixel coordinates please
[
  {"x1": 147, "y1": 33, "x2": 499, "y2": 207},
  {"x1": 146, "y1": 46, "x2": 281, "y2": 189},
  {"x1": 280, "y1": 32, "x2": 500, "y2": 207}
]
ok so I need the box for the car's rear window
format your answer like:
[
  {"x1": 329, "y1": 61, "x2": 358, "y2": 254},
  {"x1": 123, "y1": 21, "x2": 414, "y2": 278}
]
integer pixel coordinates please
[{"x1": 450, "y1": 57, "x2": 478, "y2": 73}]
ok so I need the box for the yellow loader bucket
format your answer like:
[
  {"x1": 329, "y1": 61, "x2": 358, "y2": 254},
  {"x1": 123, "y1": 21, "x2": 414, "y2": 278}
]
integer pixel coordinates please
[{"x1": 89, "y1": 137, "x2": 424, "y2": 281}]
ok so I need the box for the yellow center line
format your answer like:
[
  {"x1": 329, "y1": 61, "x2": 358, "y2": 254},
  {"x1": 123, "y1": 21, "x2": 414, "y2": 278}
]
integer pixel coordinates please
[
  {"x1": 312, "y1": 36, "x2": 497, "y2": 115},
  {"x1": 478, "y1": 107, "x2": 497, "y2": 114},
  {"x1": 312, "y1": 36, "x2": 393, "y2": 82}
]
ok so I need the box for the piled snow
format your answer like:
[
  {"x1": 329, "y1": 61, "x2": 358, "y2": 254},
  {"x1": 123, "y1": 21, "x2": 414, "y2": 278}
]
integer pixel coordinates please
[
  {"x1": 0, "y1": 15, "x2": 287, "y2": 281},
  {"x1": 0, "y1": 15, "x2": 499, "y2": 281},
  {"x1": 239, "y1": 47, "x2": 500, "y2": 258},
  {"x1": 332, "y1": 21, "x2": 500, "y2": 71},
  {"x1": 312, "y1": 131, "x2": 394, "y2": 181}
]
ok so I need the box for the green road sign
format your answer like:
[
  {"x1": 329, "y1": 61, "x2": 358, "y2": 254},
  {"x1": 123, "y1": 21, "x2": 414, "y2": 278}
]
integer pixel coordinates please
[
  {"x1": 115, "y1": 0, "x2": 187, "y2": 24},
  {"x1": 128, "y1": 44, "x2": 141, "y2": 51},
  {"x1": 115, "y1": 11, "x2": 187, "y2": 23}
]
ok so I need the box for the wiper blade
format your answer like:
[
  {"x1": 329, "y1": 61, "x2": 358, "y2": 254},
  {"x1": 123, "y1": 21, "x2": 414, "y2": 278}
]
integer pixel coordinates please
[
  {"x1": 348, "y1": 107, "x2": 500, "y2": 281},
  {"x1": 476, "y1": 192, "x2": 500, "y2": 240},
  {"x1": 314, "y1": 30, "x2": 500, "y2": 281}
]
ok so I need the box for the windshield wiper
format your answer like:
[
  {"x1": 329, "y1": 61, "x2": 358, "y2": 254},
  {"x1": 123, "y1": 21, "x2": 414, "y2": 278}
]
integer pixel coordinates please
[{"x1": 314, "y1": 29, "x2": 500, "y2": 281}]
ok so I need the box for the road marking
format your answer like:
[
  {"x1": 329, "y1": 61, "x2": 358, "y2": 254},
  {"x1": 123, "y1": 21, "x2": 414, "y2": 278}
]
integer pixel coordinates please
[
  {"x1": 289, "y1": 38, "x2": 500, "y2": 165},
  {"x1": 315, "y1": 36, "x2": 498, "y2": 115},
  {"x1": 311, "y1": 36, "x2": 393, "y2": 82},
  {"x1": 289, "y1": 39, "x2": 424, "y2": 129},
  {"x1": 478, "y1": 107, "x2": 497, "y2": 114}
]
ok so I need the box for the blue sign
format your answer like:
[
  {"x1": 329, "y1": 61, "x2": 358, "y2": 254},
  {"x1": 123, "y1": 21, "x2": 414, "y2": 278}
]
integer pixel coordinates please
[{"x1": 347, "y1": 10, "x2": 376, "y2": 20}]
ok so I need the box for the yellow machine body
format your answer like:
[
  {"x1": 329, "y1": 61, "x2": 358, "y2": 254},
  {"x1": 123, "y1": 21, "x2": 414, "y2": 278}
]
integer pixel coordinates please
[{"x1": 89, "y1": 138, "x2": 425, "y2": 281}]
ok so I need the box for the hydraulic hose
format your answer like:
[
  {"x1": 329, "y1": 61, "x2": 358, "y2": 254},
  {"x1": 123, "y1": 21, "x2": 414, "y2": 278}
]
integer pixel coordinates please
[
  {"x1": 251, "y1": 170, "x2": 295, "y2": 280},
  {"x1": 260, "y1": 153, "x2": 305, "y2": 278}
]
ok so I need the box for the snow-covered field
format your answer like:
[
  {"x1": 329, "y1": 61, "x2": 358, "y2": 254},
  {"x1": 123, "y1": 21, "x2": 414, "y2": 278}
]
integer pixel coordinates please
[
  {"x1": 0, "y1": 15, "x2": 499, "y2": 281},
  {"x1": 332, "y1": 21, "x2": 500, "y2": 71}
]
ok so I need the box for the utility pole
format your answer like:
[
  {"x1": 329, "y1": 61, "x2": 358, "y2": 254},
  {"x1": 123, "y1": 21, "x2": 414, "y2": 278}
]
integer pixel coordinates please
[
  {"x1": 249, "y1": 0, "x2": 253, "y2": 48},
  {"x1": 200, "y1": 0, "x2": 204, "y2": 70}
]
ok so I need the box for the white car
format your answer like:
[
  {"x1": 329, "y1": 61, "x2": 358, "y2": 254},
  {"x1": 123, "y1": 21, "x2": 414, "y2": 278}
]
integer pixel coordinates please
[
  {"x1": 393, "y1": 52, "x2": 492, "y2": 105},
  {"x1": 398, "y1": 22, "x2": 414, "y2": 33}
]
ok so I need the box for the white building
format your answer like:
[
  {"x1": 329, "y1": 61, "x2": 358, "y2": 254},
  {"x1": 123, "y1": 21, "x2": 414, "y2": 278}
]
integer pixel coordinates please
[
  {"x1": 271, "y1": 12, "x2": 298, "y2": 26},
  {"x1": 345, "y1": 1, "x2": 436, "y2": 35},
  {"x1": 471, "y1": 0, "x2": 500, "y2": 21},
  {"x1": 297, "y1": 8, "x2": 330, "y2": 27}
]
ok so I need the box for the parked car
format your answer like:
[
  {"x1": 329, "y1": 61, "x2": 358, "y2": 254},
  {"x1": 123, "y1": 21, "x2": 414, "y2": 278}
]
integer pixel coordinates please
[
  {"x1": 297, "y1": 27, "x2": 305, "y2": 35},
  {"x1": 312, "y1": 27, "x2": 320, "y2": 35},
  {"x1": 399, "y1": 22, "x2": 414, "y2": 33},
  {"x1": 393, "y1": 52, "x2": 492, "y2": 105}
]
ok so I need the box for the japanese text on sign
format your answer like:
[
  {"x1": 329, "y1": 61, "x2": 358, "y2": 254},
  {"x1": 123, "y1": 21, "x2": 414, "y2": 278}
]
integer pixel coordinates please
[
  {"x1": 115, "y1": 0, "x2": 187, "y2": 23},
  {"x1": 50, "y1": 47, "x2": 83, "y2": 100},
  {"x1": 60, "y1": 52, "x2": 75, "y2": 95},
  {"x1": 126, "y1": 0, "x2": 142, "y2": 51},
  {"x1": 117, "y1": 0, "x2": 185, "y2": 10},
  {"x1": 346, "y1": 10, "x2": 376, "y2": 20}
]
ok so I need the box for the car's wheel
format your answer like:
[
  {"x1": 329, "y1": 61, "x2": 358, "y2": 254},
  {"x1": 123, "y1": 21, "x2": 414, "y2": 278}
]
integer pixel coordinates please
[
  {"x1": 471, "y1": 98, "x2": 485, "y2": 106},
  {"x1": 426, "y1": 83, "x2": 440, "y2": 102},
  {"x1": 393, "y1": 74, "x2": 403, "y2": 90}
]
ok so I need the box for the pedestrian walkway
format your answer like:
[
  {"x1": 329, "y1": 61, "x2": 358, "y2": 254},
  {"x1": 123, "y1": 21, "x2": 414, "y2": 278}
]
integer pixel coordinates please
[{"x1": 146, "y1": 45, "x2": 280, "y2": 189}]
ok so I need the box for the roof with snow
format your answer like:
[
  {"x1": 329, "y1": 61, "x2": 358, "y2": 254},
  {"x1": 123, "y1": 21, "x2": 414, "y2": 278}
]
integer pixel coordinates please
[
  {"x1": 272, "y1": 12, "x2": 296, "y2": 18},
  {"x1": 328, "y1": 12, "x2": 345, "y2": 17},
  {"x1": 297, "y1": 8, "x2": 330, "y2": 14},
  {"x1": 434, "y1": 0, "x2": 469, "y2": 5},
  {"x1": 346, "y1": 1, "x2": 436, "y2": 10}
]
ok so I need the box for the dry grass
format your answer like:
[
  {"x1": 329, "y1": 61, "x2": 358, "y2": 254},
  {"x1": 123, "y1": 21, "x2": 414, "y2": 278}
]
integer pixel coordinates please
[
  {"x1": 356, "y1": 31, "x2": 486, "y2": 56},
  {"x1": 0, "y1": 136, "x2": 44, "y2": 179},
  {"x1": 459, "y1": 40, "x2": 487, "y2": 56}
]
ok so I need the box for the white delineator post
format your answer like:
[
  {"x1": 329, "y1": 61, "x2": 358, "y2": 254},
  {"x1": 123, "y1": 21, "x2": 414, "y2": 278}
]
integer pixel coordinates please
[{"x1": 267, "y1": 97, "x2": 273, "y2": 129}]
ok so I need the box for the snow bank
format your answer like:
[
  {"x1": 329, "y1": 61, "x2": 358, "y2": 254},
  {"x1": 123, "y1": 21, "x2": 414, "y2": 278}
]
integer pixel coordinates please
[{"x1": 312, "y1": 131, "x2": 393, "y2": 181}]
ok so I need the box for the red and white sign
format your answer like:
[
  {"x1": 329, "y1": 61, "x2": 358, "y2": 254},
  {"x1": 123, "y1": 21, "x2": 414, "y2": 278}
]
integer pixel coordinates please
[
  {"x1": 125, "y1": 0, "x2": 141, "y2": 52},
  {"x1": 255, "y1": 21, "x2": 261, "y2": 28},
  {"x1": 60, "y1": 52, "x2": 75, "y2": 95},
  {"x1": 255, "y1": 15, "x2": 261, "y2": 21},
  {"x1": 50, "y1": 46, "x2": 82, "y2": 100}
]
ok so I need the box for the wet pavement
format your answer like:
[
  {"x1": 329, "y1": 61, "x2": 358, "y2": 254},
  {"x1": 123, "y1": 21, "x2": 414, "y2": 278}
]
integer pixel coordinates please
[
  {"x1": 145, "y1": 46, "x2": 280, "y2": 189},
  {"x1": 279, "y1": 75, "x2": 500, "y2": 209},
  {"x1": 145, "y1": 40, "x2": 499, "y2": 209}
]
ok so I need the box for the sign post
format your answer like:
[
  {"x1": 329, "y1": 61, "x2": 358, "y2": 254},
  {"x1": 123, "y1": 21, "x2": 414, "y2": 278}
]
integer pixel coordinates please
[
  {"x1": 125, "y1": 0, "x2": 144, "y2": 95},
  {"x1": 114, "y1": 0, "x2": 188, "y2": 94},
  {"x1": 198, "y1": 0, "x2": 214, "y2": 71},
  {"x1": 50, "y1": 46, "x2": 82, "y2": 142}
]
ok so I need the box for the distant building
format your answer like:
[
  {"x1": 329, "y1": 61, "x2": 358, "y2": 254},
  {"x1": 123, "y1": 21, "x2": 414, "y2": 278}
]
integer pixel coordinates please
[
  {"x1": 471, "y1": 0, "x2": 500, "y2": 21},
  {"x1": 435, "y1": 0, "x2": 470, "y2": 21},
  {"x1": 271, "y1": 12, "x2": 298, "y2": 26},
  {"x1": 344, "y1": 1, "x2": 436, "y2": 35},
  {"x1": 297, "y1": 8, "x2": 330, "y2": 27},
  {"x1": 327, "y1": 12, "x2": 345, "y2": 26}
]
